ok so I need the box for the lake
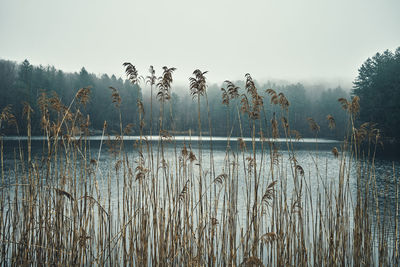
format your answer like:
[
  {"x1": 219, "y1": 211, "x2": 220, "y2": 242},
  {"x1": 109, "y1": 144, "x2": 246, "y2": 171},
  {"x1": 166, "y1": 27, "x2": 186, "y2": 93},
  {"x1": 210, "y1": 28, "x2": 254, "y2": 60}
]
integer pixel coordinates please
[{"x1": 1, "y1": 135, "x2": 399, "y2": 265}]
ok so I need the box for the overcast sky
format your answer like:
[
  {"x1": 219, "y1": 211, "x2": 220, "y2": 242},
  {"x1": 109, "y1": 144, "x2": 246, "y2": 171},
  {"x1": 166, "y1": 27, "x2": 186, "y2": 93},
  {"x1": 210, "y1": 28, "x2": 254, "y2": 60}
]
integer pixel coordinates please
[{"x1": 1, "y1": 0, "x2": 399, "y2": 87}]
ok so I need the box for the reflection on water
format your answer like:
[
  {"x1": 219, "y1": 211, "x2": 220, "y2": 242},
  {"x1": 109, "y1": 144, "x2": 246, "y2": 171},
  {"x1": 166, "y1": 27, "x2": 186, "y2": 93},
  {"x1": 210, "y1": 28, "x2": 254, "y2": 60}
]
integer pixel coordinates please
[
  {"x1": 1, "y1": 136, "x2": 399, "y2": 262},
  {"x1": 2, "y1": 136, "x2": 399, "y2": 218}
]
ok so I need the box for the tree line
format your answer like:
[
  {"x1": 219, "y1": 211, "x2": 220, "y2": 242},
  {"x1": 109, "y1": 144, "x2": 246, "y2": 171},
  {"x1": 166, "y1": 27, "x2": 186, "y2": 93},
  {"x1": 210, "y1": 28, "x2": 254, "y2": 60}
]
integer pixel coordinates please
[
  {"x1": 0, "y1": 58, "x2": 351, "y2": 139},
  {"x1": 353, "y1": 47, "x2": 400, "y2": 140},
  {"x1": 0, "y1": 59, "x2": 142, "y2": 135}
]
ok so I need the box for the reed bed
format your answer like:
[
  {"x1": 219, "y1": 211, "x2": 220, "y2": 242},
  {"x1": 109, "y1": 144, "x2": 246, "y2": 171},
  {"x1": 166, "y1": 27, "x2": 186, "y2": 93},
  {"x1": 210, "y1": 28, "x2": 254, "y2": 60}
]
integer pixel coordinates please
[{"x1": 0, "y1": 65, "x2": 398, "y2": 266}]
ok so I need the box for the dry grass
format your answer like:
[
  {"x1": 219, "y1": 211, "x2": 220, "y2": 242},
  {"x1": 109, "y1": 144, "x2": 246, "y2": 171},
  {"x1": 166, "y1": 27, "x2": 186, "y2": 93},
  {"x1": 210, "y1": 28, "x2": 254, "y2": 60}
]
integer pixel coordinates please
[{"x1": 0, "y1": 65, "x2": 398, "y2": 266}]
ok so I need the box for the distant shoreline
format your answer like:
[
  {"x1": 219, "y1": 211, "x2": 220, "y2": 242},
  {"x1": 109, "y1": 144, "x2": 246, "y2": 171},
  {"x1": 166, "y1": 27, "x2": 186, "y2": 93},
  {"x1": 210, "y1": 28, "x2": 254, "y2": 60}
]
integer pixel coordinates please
[{"x1": 0, "y1": 135, "x2": 341, "y2": 144}]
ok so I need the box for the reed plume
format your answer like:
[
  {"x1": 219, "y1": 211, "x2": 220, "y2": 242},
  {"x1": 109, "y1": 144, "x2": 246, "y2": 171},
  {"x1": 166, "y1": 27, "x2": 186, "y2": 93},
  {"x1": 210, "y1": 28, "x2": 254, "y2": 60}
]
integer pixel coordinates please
[
  {"x1": 327, "y1": 114, "x2": 336, "y2": 129},
  {"x1": 157, "y1": 66, "x2": 176, "y2": 102},
  {"x1": 123, "y1": 62, "x2": 141, "y2": 84}
]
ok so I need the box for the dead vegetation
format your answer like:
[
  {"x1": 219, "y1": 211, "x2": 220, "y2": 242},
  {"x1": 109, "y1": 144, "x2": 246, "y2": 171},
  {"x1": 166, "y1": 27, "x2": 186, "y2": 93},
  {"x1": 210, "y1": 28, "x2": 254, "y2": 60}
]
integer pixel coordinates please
[{"x1": 0, "y1": 64, "x2": 398, "y2": 266}]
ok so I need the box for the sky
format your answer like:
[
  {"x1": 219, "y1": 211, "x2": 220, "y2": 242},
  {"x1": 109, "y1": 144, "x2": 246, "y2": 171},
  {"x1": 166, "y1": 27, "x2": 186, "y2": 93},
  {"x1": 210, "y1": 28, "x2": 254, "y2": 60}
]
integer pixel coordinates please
[{"x1": 1, "y1": 0, "x2": 399, "y2": 88}]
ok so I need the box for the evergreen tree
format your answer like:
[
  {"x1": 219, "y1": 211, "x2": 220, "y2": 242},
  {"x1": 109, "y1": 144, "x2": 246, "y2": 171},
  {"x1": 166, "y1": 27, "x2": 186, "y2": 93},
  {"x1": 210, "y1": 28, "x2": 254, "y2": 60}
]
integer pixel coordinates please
[
  {"x1": 353, "y1": 47, "x2": 400, "y2": 139},
  {"x1": 17, "y1": 59, "x2": 33, "y2": 103}
]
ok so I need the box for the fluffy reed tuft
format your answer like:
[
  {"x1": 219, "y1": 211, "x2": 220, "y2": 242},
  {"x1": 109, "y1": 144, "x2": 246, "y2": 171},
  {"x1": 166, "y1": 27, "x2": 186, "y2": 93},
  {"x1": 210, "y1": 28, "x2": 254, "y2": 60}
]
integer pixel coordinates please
[{"x1": 189, "y1": 69, "x2": 208, "y2": 99}]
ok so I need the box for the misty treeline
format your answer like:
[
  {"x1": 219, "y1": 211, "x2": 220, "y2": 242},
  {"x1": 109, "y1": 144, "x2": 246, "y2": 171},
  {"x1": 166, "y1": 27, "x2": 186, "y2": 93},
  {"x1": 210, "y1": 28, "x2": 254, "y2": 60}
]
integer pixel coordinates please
[
  {"x1": 353, "y1": 47, "x2": 400, "y2": 139},
  {"x1": 0, "y1": 58, "x2": 349, "y2": 139},
  {"x1": 0, "y1": 59, "x2": 141, "y2": 135}
]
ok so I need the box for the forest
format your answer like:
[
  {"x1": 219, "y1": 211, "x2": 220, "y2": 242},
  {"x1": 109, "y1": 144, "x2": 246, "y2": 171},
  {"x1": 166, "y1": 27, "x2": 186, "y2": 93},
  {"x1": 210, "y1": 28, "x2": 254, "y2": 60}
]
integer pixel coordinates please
[{"x1": 0, "y1": 58, "x2": 351, "y2": 139}]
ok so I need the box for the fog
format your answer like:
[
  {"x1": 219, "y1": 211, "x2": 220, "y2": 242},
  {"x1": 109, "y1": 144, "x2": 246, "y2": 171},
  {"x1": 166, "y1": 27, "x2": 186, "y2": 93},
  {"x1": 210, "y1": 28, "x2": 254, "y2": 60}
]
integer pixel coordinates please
[{"x1": 1, "y1": 0, "x2": 399, "y2": 86}]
